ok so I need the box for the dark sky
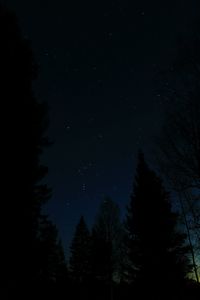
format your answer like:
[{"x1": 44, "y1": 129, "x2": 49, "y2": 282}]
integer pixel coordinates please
[{"x1": 5, "y1": 0, "x2": 200, "y2": 255}]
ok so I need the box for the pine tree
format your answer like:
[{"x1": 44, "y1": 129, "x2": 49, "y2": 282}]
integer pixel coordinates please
[
  {"x1": 69, "y1": 216, "x2": 91, "y2": 283},
  {"x1": 90, "y1": 198, "x2": 124, "y2": 300},
  {"x1": 0, "y1": 5, "x2": 51, "y2": 295},
  {"x1": 125, "y1": 151, "x2": 191, "y2": 297},
  {"x1": 91, "y1": 197, "x2": 123, "y2": 284},
  {"x1": 37, "y1": 216, "x2": 67, "y2": 284}
]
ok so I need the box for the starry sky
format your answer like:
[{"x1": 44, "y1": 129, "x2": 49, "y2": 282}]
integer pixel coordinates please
[{"x1": 5, "y1": 0, "x2": 200, "y2": 254}]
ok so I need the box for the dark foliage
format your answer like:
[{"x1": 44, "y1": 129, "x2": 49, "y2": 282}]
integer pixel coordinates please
[
  {"x1": 125, "y1": 151, "x2": 191, "y2": 298},
  {"x1": 0, "y1": 4, "x2": 53, "y2": 297},
  {"x1": 69, "y1": 216, "x2": 91, "y2": 283},
  {"x1": 36, "y1": 216, "x2": 67, "y2": 283},
  {"x1": 155, "y1": 24, "x2": 200, "y2": 282},
  {"x1": 91, "y1": 198, "x2": 123, "y2": 285}
]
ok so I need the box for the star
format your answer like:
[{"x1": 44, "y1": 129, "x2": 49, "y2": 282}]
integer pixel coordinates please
[
  {"x1": 77, "y1": 169, "x2": 82, "y2": 175},
  {"x1": 97, "y1": 133, "x2": 103, "y2": 139},
  {"x1": 82, "y1": 183, "x2": 86, "y2": 192}
]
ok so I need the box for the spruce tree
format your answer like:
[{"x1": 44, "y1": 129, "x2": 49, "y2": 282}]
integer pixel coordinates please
[
  {"x1": 37, "y1": 216, "x2": 67, "y2": 283},
  {"x1": 91, "y1": 197, "x2": 123, "y2": 284},
  {"x1": 69, "y1": 216, "x2": 91, "y2": 283},
  {"x1": 0, "y1": 5, "x2": 51, "y2": 295},
  {"x1": 125, "y1": 151, "x2": 191, "y2": 297}
]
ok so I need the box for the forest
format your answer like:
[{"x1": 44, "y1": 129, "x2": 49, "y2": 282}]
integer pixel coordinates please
[{"x1": 1, "y1": 3, "x2": 200, "y2": 300}]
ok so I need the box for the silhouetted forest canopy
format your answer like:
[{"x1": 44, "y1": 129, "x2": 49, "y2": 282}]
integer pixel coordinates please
[{"x1": 1, "y1": 3, "x2": 200, "y2": 300}]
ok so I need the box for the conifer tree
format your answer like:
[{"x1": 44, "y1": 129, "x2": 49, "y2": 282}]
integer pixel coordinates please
[
  {"x1": 125, "y1": 152, "x2": 191, "y2": 297},
  {"x1": 69, "y1": 216, "x2": 91, "y2": 283},
  {"x1": 91, "y1": 197, "x2": 123, "y2": 283},
  {"x1": 0, "y1": 5, "x2": 51, "y2": 295},
  {"x1": 37, "y1": 216, "x2": 67, "y2": 283}
]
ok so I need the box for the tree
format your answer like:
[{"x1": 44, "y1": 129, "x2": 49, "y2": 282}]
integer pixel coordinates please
[
  {"x1": 155, "y1": 27, "x2": 200, "y2": 281},
  {"x1": 32, "y1": 216, "x2": 68, "y2": 300},
  {"x1": 155, "y1": 23, "x2": 200, "y2": 191},
  {"x1": 37, "y1": 216, "x2": 67, "y2": 283},
  {"x1": 125, "y1": 152, "x2": 191, "y2": 298},
  {"x1": 0, "y1": 5, "x2": 51, "y2": 295},
  {"x1": 69, "y1": 216, "x2": 91, "y2": 284},
  {"x1": 91, "y1": 197, "x2": 124, "y2": 300}
]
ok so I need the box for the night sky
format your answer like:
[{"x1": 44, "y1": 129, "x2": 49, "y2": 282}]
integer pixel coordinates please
[{"x1": 5, "y1": 0, "x2": 200, "y2": 254}]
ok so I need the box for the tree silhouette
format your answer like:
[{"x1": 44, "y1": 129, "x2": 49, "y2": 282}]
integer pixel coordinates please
[
  {"x1": 155, "y1": 26, "x2": 200, "y2": 281},
  {"x1": 69, "y1": 216, "x2": 91, "y2": 284},
  {"x1": 91, "y1": 197, "x2": 123, "y2": 300},
  {"x1": 37, "y1": 216, "x2": 67, "y2": 283},
  {"x1": 0, "y1": 5, "x2": 51, "y2": 296},
  {"x1": 32, "y1": 216, "x2": 68, "y2": 300},
  {"x1": 125, "y1": 151, "x2": 191, "y2": 298}
]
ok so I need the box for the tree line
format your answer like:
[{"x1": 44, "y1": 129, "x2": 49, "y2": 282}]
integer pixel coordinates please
[
  {"x1": 1, "y1": 4, "x2": 199, "y2": 300},
  {"x1": 67, "y1": 152, "x2": 198, "y2": 300}
]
